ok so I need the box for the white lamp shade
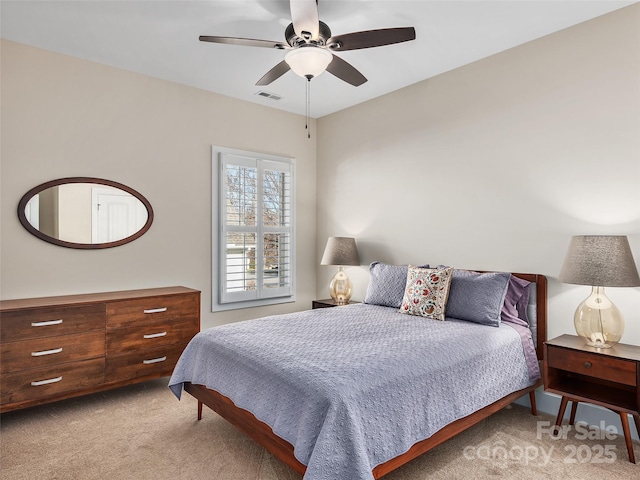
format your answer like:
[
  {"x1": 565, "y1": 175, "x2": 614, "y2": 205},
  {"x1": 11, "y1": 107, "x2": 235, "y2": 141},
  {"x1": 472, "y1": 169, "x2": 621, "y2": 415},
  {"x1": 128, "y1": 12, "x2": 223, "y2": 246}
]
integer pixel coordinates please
[{"x1": 285, "y1": 47, "x2": 332, "y2": 78}]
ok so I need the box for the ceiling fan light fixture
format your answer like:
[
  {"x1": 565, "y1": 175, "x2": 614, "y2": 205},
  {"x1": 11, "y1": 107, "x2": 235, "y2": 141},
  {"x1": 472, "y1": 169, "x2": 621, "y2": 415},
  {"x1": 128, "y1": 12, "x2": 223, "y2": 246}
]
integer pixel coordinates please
[{"x1": 285, "y1": 47, "x2": 332, "y2": 79}]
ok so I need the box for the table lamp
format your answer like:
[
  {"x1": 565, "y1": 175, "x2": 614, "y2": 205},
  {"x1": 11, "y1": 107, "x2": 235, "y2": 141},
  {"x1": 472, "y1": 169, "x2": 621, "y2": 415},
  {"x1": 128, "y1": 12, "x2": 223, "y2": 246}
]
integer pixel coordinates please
[
  {"x1": 559, "y1": 235, "x2": 640, "y2": 348},
  {"x1": 320, "y1": 237, "x2": 360, "y2": 304}
]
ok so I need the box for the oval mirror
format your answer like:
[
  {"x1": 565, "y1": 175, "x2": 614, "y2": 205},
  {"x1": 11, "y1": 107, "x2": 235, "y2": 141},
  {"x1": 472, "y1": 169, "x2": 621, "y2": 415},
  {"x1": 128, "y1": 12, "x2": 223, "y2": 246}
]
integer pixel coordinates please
[{"x1": 18, "y1": 177, "x2": 154, "y2": 249}]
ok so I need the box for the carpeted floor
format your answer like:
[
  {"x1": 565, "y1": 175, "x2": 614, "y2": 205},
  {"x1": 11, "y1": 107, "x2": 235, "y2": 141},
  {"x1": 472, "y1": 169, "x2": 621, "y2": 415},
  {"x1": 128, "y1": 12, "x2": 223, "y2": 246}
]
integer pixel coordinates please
[{"x1": 1, "y1": 378, "x2": 638, "y2": 479}]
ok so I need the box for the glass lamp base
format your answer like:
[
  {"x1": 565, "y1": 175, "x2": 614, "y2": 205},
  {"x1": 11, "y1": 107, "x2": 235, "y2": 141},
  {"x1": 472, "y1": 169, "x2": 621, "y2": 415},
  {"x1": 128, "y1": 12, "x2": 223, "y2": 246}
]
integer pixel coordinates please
[
  {"x1": 574, "y1": 286, "x2": 624, "y2": 349},
  {"x1": 329, "y1": 267, "x2": 353, "y2": 305},
  {"x1": 584, "y1": 338, "x2": 613, "y2": 349}
]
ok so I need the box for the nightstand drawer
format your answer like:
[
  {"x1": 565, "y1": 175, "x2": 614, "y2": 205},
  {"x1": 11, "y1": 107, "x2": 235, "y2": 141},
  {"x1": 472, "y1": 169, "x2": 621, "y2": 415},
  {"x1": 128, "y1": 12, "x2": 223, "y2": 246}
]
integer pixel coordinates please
[{"x1": 547, "y1": 345, "x2": 637, "y2": 386}]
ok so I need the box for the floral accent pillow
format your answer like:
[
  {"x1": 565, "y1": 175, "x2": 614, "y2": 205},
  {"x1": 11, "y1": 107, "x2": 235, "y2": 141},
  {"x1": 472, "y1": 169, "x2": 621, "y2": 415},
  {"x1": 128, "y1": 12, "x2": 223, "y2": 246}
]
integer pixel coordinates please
[{"x1": 399, "y1": 266, "x2": 454, "y2": 320}]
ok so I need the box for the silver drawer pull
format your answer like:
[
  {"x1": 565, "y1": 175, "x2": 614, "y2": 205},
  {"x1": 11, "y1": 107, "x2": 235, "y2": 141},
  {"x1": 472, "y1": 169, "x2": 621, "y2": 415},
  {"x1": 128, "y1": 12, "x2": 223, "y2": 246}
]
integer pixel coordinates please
[
  {"x1": 143, "y1": 356, "x2": 167, "y2": 365},
  {"x1": 143, "y1": 331, "x2": 167, "y2": 339},
  {"x1": 584, "y1": 361, "x2": 592, "y2": 368},
  {"x1": 143, "y1": 307, "x2": 167, "y2": 314},
  {"x1": 31, "y1": 347, "x2": 63, "y2": 357},
  {"x1": 31, "y1": 319, "x2": 63, "y2": 327},
  {"x1": 31, "y1": 376, "x2": 62, "y2": 387}
]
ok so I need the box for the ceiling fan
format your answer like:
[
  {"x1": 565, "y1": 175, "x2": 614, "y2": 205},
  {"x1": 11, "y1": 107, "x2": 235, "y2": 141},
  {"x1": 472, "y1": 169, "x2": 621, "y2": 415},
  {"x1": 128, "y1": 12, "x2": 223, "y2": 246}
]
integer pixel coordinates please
[{"x1": 199, "y1": 0, "x2": 416, "y2": 87}]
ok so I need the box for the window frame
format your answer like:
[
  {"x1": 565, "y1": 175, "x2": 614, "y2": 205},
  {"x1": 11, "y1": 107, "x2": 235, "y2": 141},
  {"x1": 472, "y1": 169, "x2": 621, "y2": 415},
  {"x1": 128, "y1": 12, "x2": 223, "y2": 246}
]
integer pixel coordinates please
[{"x1": 212, "y1": 146, "x2": 296, "y2": 312}]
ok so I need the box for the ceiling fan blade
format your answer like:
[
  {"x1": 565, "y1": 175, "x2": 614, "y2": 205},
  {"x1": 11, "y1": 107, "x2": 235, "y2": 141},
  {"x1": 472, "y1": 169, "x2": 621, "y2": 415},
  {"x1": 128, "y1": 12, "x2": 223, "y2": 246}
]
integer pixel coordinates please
[
  {"x1": 290, "y1": 0, "x2": 319, "y2": 40},
  {"x1": 199, "y1": 36, "x2": 287, "y2": 50},
  {"x1": 256, "y1": 61, "x2": 291, "y2": 86},
  {"x1": 327, "y1": 27, "x2": 416, "y2": 51},
  {"x1": 325, "y1": 55, "x2": 367, "y2": 87}
]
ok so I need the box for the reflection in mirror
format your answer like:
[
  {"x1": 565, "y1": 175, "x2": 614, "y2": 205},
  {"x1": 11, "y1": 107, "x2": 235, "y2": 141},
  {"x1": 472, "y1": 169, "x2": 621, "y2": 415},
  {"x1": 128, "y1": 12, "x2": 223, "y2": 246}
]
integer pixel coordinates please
[{"x1": 18, "y1": 178, "x2": 153, "y2": 249}]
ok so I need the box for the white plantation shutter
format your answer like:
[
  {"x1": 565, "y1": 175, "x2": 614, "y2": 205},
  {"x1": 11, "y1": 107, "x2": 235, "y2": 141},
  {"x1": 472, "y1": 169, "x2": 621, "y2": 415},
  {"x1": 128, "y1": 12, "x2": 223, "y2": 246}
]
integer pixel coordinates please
[
  {"x1": 261, "y1": 160, "x2": 293, "y2": 298},
  {"x1": 216, "y1": 148, "x2": 295, "y2": 307}
]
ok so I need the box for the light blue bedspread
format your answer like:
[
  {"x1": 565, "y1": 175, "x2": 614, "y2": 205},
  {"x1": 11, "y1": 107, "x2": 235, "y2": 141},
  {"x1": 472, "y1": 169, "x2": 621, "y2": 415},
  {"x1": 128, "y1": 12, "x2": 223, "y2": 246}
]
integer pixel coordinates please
[{"x1": 169, "y1": 304, "x2": 536, "y2": 480}]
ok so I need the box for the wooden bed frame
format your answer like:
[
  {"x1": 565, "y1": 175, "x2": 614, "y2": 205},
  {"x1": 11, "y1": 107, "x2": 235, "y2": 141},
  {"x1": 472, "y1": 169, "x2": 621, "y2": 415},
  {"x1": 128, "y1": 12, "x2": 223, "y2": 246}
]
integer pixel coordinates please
[{"x1": 184, "y1": 273, "x2": 547, "y2": 479}]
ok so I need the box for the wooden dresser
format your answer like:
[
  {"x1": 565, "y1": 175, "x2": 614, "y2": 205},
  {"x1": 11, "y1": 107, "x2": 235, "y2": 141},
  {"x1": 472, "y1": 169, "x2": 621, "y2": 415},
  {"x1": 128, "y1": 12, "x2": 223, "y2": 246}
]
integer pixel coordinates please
[{"x1": 0, "y1": 286, "x2": 200, "y2": 413}]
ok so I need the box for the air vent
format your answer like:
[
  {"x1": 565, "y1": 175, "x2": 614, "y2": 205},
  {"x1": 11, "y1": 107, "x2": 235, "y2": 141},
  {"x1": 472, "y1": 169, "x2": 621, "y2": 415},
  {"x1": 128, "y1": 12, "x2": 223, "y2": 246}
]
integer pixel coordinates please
[{"x1": 255, "y1": 90, "x2": 282, "y2": 101}]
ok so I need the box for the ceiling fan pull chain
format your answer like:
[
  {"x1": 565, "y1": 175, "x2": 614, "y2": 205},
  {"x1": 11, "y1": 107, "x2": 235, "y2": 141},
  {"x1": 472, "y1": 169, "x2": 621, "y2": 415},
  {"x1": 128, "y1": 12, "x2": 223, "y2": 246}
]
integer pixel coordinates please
[{"x1": 306, "y1": 76, "x2": 311, "y2": 139}]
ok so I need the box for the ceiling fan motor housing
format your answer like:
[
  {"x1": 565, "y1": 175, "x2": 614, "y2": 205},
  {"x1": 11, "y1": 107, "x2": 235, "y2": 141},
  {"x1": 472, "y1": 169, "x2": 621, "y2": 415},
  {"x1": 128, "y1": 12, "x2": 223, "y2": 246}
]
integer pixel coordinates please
[{"x1": 285, "y1": 21, "x2": 332, "y2": 48}]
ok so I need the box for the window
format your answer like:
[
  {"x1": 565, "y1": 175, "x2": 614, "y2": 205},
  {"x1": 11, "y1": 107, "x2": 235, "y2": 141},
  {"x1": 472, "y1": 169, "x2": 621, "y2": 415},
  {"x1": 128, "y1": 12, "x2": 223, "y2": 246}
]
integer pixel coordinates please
[{"x1": 212, "y1": 146, "x2": 295, "y2": 310}]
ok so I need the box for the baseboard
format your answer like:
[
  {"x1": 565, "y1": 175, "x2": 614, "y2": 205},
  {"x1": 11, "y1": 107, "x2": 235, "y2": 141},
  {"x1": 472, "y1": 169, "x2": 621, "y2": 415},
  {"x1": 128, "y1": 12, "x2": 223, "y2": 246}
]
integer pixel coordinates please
[{"x1": 514, "y1": 388, "x2": 639, "y2": 441}]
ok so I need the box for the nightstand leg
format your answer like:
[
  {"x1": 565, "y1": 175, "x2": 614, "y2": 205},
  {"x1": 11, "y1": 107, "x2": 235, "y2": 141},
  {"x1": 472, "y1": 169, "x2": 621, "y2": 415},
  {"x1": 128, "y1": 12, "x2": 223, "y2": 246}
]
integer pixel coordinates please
[
  {"x1": 554, "y1": 396, "x2": 570, "y2": 433},
  {"x1": 569, "y1": 401, "x2": 578, "y2": 425},
  {"x1": 619, "y1": 412, "x2": 636, "y2": 464},
  {"x1": 633, "y1": 414, "x2": 640, "y2": 438},
  {"x1": 529, "y1": 391, "x2": 537, "y2": 416},
  {"x1": 198, "y1": 400, "x2": 203, "y2": 420}
]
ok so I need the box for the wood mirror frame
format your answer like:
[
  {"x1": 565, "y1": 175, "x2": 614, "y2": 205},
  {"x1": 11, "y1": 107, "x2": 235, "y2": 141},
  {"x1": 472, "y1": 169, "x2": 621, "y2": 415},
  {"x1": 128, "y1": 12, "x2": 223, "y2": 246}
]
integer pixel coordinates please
[{"x1": 17, "y1": 177, "x2": 154, "y2": 249}]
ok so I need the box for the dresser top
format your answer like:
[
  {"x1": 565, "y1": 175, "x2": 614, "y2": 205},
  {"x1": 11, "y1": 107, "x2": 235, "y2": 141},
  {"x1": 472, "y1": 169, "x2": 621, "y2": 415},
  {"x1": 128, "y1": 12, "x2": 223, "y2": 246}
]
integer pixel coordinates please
[{"x1": 0, "y1": 286, "x2": 200, "y2": 312}]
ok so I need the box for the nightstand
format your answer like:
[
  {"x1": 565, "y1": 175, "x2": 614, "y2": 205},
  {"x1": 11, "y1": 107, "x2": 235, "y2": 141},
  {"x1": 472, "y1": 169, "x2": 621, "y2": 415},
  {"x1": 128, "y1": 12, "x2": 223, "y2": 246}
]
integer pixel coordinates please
[
  {"x1": 544, "y1": 334, "x2": 640, "y2": 463},
  {"x1": 312, "y1": 299, "x2": 359, "y2": 309}
]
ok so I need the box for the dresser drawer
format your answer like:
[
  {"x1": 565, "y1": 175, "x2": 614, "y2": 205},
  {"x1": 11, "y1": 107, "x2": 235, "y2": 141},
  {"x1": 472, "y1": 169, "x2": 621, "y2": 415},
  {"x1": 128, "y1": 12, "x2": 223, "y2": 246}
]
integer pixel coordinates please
[
  {"x1": 547, "y1": 345, "x2": 637, "y2": 386},
  {"x1": 106, "y1": 318, "x2": 197, "y2": 354},
  {"x1": 1, "y1": 304, "x2": 105, "y2": 343},
  {"x1": 0, "y1": 331, "x2": 105, "y2": 374},
  {"x1": 106, "y1": 293, "x2": 199, "y2": 328},
  {"x1": 1, "y1": 357, "x2": 105, "y2": 406},
  {"x1": 106, "y1": 343, "x2": 187, "y2": 383}
]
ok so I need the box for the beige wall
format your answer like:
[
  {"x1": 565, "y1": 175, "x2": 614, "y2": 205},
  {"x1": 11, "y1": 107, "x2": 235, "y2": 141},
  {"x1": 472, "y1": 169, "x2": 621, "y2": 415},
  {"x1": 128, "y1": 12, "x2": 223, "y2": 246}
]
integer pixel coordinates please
[
  {"x1": 317, "y1": 6, "x2": 640, "y2": 345},
  {"x1": 0, "y1": 39, "x2": 317, "y2": 329},
  {"x1": 2, "y1": 6, "x2": 639, "y2": 344}
]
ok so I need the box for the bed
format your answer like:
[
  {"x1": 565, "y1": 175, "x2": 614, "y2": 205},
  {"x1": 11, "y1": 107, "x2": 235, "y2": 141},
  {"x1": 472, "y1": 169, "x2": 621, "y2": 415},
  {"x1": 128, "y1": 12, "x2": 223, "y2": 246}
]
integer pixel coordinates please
[{"x1": 169, "y1": 267, "x2": 547, "y2": 479}]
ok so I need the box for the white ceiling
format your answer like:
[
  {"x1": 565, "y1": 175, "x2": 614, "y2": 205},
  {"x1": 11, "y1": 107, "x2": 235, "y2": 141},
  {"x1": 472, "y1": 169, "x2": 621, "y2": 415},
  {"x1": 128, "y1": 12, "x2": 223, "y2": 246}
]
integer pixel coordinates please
[{"x1": 1, "y1": 1, "x2": 636, "y2": 118}]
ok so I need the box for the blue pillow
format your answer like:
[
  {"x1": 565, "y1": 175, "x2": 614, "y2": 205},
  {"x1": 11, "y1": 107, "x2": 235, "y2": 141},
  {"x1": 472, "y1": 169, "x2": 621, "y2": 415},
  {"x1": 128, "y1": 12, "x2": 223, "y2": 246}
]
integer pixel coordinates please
[
  {"x1": 364, "y1": 262, "x2": 429, "y2": 308},
  {"x1": 445, "y1": 270, "x2": 511, "y2": 327}
]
